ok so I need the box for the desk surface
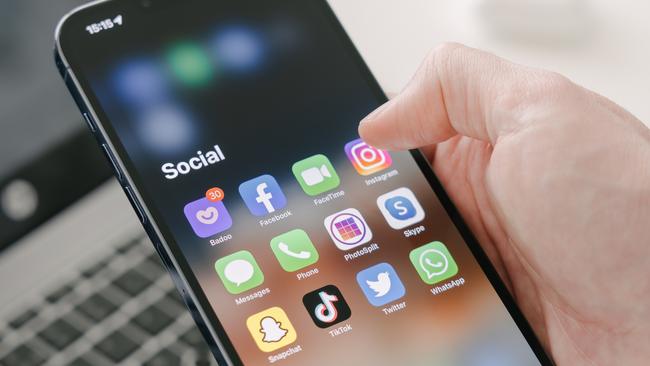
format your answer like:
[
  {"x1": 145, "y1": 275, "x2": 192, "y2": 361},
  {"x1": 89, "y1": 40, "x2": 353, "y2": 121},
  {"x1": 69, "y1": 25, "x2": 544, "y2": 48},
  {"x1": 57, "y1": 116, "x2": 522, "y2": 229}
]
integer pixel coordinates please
[{"x1": 330, "y1": 0, "x2": 650, "y2": 126}]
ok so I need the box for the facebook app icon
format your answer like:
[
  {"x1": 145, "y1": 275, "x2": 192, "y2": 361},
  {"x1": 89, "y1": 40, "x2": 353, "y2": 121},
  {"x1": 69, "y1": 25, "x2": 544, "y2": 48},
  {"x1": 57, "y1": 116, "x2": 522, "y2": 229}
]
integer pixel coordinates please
[{"x1": 239, "y1": 175, "x2": 287, "y2": 216}]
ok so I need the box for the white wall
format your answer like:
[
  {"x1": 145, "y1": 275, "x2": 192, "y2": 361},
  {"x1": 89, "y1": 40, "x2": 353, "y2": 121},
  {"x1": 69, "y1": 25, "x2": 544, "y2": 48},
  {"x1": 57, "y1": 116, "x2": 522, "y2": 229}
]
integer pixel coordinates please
[{"x1": 329, "y1": 0, "x2": 650, "y2": 126}]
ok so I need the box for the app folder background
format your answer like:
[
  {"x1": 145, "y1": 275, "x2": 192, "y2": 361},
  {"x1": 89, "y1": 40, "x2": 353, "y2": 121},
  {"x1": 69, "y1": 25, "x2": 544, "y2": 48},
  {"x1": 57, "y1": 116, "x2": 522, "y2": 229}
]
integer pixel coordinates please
[{"x1": 78, "y1": 0, "x2": 541, "y2": 364}]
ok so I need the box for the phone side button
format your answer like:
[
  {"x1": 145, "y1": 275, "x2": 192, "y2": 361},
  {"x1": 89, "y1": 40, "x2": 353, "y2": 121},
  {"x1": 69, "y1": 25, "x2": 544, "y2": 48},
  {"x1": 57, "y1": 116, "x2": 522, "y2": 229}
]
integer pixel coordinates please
[
  {"x1": 125, "y1": 186, "x2": 147, "y2": 224},
  {"x1": 101, "y1": 144, "x2": 123, "y2": 182},
  {"x1": 82, "y1": 112, "x2": 96, "y2": 133}
]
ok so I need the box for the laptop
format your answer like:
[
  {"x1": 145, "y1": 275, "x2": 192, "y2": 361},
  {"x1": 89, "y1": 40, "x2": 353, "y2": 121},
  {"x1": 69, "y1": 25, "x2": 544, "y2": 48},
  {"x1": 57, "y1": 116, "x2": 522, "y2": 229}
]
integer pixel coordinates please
[{"x1": 0, "y1": 2, "x2": 216, "y2": 364}]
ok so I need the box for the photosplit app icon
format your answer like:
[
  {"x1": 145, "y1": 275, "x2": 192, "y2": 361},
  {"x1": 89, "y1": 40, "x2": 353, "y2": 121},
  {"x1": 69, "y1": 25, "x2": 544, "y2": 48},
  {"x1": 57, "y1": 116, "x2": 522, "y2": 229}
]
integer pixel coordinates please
[{"x1": 324, "y1": 208, "x2": 373, "y2": 251}]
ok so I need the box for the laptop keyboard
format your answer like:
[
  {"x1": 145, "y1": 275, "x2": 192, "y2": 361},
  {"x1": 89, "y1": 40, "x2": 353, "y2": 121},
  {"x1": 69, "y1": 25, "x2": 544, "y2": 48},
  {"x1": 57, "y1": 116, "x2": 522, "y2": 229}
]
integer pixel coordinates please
[{"x1": 0, "y1": 235, "x2": 217, "y2": 366}]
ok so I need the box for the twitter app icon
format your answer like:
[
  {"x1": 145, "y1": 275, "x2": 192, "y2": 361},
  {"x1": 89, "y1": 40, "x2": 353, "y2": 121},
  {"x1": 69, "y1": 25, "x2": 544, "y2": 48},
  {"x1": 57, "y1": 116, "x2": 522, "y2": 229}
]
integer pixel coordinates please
[{"x1": 356, "y1": 263, "x2": 405, "y2": 307}]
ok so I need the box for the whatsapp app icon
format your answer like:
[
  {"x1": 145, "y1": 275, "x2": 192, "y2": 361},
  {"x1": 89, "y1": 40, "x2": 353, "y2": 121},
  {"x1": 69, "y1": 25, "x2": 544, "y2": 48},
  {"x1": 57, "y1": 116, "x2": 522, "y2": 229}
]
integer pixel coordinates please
[{"x1": 409, "y1": 241, "x2": 458, "y2": 285}]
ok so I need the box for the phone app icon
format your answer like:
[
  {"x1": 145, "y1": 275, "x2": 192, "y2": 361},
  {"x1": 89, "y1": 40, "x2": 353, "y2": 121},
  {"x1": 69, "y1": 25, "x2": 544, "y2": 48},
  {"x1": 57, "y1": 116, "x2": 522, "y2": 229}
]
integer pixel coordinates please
[
  {"x1": 238, "y1": 174, "x2": 287, "y2": 216},
  {"x1": 356, "y1": 262, "x2": 406, "y2": 307},
  {"x1": 246, "y1": 307, "x2": 297, "y2": 353},
  {"x1": 324, "y1": 208, "x2": 373, "y2": 250},
  {"x1": 292, "y1": 154, "x2": 340, "y2": 196},
  {"x1": 376, "y1": 187, "x2": 425, "y2": 229},
  {"x1": 214, "y1": 250, "x2": 264, "y2": 294},
  {"x1": 270, "y1": 229, "x2": 319, "y2": 272},
  {"x1": 183, "y1": 197, "x2": 232, "y2": 238},
  {"x1": 302, "y1": 285, "x2": 351, "y2": 328},
  {"x1": 409, "y1": 241, "x2": 458, "y2": 285},
  {"x1": 344, "y1": 138, "x2": 392, "y2": 175}
]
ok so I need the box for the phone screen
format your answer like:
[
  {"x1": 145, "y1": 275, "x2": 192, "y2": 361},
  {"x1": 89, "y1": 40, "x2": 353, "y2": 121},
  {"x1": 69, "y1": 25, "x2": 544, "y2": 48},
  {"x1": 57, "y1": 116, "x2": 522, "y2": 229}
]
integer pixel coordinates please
[{"x1": 58, "y1": 0, "x2": 547, "y2": 364}]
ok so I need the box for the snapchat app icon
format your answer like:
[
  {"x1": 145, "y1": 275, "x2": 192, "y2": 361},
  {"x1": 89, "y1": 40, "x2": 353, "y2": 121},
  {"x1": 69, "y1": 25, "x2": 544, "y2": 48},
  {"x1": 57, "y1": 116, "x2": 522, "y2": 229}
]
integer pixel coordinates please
[{"x1": 246, "y1": 307, "x2": 297, "y2": 352}]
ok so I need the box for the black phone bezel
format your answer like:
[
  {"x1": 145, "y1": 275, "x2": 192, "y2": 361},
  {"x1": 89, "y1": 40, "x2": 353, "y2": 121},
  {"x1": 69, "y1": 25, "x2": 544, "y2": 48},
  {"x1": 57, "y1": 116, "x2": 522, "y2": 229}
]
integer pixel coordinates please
[{"x1": 54, "y1": 1, "x2": 554, "y2": 364}]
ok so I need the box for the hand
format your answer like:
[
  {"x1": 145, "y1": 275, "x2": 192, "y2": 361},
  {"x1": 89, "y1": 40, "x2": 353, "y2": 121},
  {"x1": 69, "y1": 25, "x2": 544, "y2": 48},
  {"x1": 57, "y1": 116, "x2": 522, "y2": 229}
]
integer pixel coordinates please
[{"x1": 359, "y1": 43, "x2": 650, "y2": 365}]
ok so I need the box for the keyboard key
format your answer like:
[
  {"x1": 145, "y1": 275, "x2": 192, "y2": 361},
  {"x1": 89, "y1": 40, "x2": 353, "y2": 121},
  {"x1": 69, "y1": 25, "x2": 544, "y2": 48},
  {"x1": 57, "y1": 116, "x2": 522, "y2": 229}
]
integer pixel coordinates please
[
  {"x1": 9, "y1": 308, "x2": 38, "y2": 329},
  {"x1": 45, "y1": 284, "x2": 74, "y2": 303},
  {"x1": 165, "y1": 289, "x2": 184, "y2": 307},
  {"x1": 38, "y1": 316, "x2": 82, "y2": 350},
  {"x1": 113, "y1": 269, "x2": 151, "y2": 296},
  {"x1": 94, "y1": 329, "x2": 139, "y2": 362},
  {"x1": 68, "y1": 356, "x2": 93, "y2": 366},
  {"x1": 116, "y1": 239, "x2": 140, "y2": 254},
  {"x1": 1, "y1": 344, "x2": 46, "y2": 366},
  {"x1": 76, "y1": 293, "x2": 118, "y2": 321},
  {"x1": 81, "y1": 259, "x2": 110, "y2": 278},
  {"x1": 144, "y1": 349, "x2": 180, "y2": 366},
  {"x1": 180, "y1": 328, "x2": 207, "y2": 349},
  {"x1": 132, "y1": 305, "x2": 174, "y2": 335}
]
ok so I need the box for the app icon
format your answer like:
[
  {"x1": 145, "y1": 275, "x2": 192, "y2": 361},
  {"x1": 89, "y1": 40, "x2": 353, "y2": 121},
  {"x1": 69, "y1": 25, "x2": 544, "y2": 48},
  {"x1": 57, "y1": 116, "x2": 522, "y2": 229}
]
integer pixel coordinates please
[
  {"x1": 356, "y1": 262, "x2": 406, "y2": 307},
  {"x1": 324, "y1": 208, "x2": 373, "y2": 250},
  {"x1": 292, "y1": 154, "x2": 340, "y2": 196},
  {"x1": 167, "y1": 42, "x2": 213, "y2": 87},
  {"x1": 246, "y1": 307, "x2": 297, "y2": 352},
  {"x1": 302, "y1": 285, "x2": 351, "y2": 328},
  {"x1": 270, "y1": 229, "x2": 319, "y2": 272},
  {"x1": 344, "y1": 138, "x2": 392, "y2": 175},
  {"x1": 238, "y1": 175, "x2": 287, "y2": 216},
  {"x1": 376, "y1": 187, "x2": 425, "y2": 229},
  {"x1": 409, "y1": 241, "x2": 458, "y2": 285},
  {"x1": 183, "y1": 198, "x2": 232, "y2": 238},
  {"x1": 214, "y1": 250, "x2": 264, "y2": 294}
]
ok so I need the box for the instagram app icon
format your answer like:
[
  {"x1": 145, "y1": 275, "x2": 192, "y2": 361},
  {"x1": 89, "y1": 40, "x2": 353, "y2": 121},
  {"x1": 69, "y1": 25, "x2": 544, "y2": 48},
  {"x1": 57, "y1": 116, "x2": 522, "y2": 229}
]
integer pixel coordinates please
[{"x1": 344, "y1": 138, "x2": 392, "y2": 175}]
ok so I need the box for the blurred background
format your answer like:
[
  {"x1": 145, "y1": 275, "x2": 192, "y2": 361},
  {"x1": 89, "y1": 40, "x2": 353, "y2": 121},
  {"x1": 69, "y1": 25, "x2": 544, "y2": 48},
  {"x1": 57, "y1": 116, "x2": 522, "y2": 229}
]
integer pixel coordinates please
[{"x1": 0, "y1": 0, "x2": 648, "y2": 365}]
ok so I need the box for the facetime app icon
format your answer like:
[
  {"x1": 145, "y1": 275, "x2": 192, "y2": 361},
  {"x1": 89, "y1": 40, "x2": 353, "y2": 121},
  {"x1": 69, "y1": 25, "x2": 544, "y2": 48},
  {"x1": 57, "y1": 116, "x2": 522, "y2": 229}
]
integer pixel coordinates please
[{"x1": 292, "y1": 154, "x2": 340, "y2": 196}]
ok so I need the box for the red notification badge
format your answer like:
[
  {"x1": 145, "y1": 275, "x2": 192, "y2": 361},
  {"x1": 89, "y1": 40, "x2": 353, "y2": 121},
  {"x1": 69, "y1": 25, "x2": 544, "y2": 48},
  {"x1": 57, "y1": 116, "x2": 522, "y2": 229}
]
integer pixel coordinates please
[{"x1": 205, "y1": 187, "x2": 224, "y2": 202}]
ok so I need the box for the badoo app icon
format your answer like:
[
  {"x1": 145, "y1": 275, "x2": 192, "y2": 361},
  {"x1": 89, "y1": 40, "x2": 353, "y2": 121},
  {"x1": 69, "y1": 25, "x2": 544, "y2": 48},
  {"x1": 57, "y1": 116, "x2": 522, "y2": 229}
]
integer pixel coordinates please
[
  {"x1": 239, "y1": 175, "x2": 287, "y2": 216},
  {"x1": 184, "y1": 198, "x2": 232, "y2": 238},
  {"x1": 377, "y1": 187, "x2": 425, "y2": 229}
]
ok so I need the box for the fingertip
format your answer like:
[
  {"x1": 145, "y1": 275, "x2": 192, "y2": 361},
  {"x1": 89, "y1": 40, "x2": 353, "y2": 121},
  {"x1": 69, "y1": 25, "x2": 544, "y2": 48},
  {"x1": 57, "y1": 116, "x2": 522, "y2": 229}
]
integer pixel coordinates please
[{"x1": 358, "y1": 99, "x2": 397, "y2": 149}]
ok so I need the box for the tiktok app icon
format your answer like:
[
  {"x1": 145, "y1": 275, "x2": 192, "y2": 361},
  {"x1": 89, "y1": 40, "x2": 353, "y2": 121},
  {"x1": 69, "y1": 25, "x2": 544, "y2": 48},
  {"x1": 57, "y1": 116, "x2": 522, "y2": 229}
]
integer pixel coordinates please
[{"x1": 302, "y1": 285, "x2": 351, "y2": 328}]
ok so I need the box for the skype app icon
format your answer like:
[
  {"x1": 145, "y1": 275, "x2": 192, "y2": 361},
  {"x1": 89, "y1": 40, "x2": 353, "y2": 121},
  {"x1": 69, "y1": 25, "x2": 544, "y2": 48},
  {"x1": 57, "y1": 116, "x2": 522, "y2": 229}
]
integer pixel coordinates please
[{"x1": 376, "y1": 187, "x2": 425, "y2": 229}]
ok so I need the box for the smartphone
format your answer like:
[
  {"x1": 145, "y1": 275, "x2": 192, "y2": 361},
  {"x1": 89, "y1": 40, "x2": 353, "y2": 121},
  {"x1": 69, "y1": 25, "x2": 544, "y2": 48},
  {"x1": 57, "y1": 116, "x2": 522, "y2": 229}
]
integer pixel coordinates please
[{"x1": 55, "y1": 0, "x2": 552, "y2": 364}]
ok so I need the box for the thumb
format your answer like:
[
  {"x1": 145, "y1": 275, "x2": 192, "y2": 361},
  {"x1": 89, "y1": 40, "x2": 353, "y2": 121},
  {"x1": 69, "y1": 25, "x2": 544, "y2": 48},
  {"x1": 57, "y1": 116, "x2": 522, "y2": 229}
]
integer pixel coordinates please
[{"x1": 359, "y1": 43, "x2": 571, "y2": 149}]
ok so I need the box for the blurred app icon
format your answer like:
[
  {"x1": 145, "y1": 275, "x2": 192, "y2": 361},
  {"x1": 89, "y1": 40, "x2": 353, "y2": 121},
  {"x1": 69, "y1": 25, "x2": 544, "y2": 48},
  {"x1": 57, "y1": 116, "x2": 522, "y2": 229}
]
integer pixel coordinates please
[
  {"x1": 270, "y1": 229, "x2": 319, "y2": 272},
  {"x1": 167, "y1": 42, "x2": 213, "y2": 86},
  {"x1": 238, "y1": 175, "x2": 287, "y2": 216},
  {"x1": 183, "y1": 197, "x2": 232, "y2": 238},
  {"x1": 214, "y1": 250, "x2": 264, "y2": 294},
  {"x1": 302, "y1": 285, "x2": 351, "y2": 328},
  {"x1": 344, "y1": 138, "x2": 392, "y2": 175},
  {"x1": 292, "y1": 154, "x2": 340, "y2": 196},
  {"x1": 246, "y1": 307, "x2": 297, "y2": 352},
  {"x1": 376, "y1": 187, "x2": 425, "y2": 229},
  {"x1": 409, "y1": 241, "x2": 459, "y2": 285},
  {"x1": 324, "y1": 208, "x2": 372, "y2": 250},
  {"x1": 356, "y1": 262, "x2": 405, "y2": 307}
]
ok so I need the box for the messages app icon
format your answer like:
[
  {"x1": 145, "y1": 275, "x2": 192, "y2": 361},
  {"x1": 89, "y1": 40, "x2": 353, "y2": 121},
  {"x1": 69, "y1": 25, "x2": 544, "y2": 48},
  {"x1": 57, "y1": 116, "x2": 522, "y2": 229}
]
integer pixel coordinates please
[
  {"x1": 215, "y1": 250, "x2": 264, "y2": 294},
  {"x1": 292, "y1": 154, "x2": 340, "y2": 196},
  {"x1": 409, "y1": 241, "x2": 458, "y2": 285},
  {"x1": 270, "y1": 229, "x2": 319, "y2": 272}
]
